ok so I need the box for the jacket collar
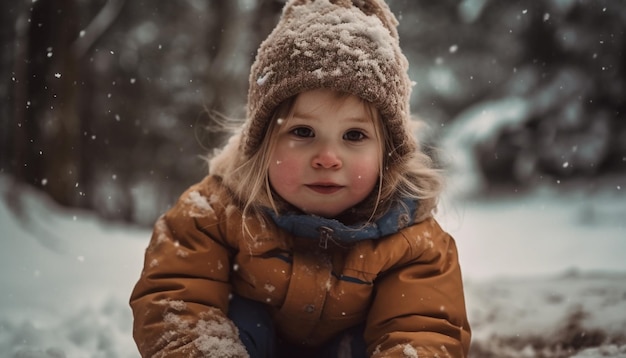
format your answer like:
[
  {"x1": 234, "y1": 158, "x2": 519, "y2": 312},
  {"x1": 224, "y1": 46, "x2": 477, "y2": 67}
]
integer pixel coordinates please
[{"x1": 266, "y1": 198, "x2": 418, "y2": 248}]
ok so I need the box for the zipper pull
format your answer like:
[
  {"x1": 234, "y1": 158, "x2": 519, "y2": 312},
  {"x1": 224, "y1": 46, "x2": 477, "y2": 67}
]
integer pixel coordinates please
[{"x1": 317, "y1": 226, "x2": 334, "y2": 249}]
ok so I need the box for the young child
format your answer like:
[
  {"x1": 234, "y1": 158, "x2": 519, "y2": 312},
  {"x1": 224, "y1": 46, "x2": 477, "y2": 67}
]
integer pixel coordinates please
[{"x1": 130, "y1": 0, "x2": 471, "y2": 357}]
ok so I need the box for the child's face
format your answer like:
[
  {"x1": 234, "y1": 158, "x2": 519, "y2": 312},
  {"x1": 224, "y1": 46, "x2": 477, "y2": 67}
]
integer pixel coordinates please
[{"x1": 268, "y1": 88, "x2": 381, "y2": 218}]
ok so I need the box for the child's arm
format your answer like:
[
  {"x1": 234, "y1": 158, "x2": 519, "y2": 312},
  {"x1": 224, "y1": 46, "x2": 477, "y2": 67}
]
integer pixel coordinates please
[
  {"x1": 129, "y1": 177, "x2": 249, "y2": 358},
  {"x1": 365, "y1": 218, "x2": 472, "y2": 357}
]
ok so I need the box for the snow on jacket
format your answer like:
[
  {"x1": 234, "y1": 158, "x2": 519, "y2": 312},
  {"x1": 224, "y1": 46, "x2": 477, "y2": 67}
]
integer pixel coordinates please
[{"x1": 130, "y1": 175, "x2": 471, "y2": 357}]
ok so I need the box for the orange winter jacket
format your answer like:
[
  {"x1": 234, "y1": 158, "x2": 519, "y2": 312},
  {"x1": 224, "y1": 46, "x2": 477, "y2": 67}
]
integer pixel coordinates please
[{"x1": 130, "y1": 175, "x2": 471, "y2": 357}]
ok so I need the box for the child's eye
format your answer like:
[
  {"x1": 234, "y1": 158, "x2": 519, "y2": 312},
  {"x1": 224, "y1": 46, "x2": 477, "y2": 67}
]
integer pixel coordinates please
[
  {"x1": 344, "y1": 130, "x2": 366, "y2": 141},
  {"x1": 290, "y1": 126, "x2": 314, "y2": 138}
]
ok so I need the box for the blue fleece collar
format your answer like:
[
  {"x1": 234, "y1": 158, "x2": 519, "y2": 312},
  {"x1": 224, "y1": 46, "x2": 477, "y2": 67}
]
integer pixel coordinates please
[{"x1": 266, "y1": 198, "x2": 417, "y2": 247}]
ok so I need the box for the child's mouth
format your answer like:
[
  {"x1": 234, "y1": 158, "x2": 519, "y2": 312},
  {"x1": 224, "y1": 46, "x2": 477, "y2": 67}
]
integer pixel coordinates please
[{"x1": 307, "y1": 184, "x2": 343, "y2": 194}]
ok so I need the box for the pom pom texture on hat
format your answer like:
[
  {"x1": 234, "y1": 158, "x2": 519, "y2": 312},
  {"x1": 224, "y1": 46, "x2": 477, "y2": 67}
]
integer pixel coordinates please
[{"x1": 244, "y1": 0, "x2": 415, "y2": 162}]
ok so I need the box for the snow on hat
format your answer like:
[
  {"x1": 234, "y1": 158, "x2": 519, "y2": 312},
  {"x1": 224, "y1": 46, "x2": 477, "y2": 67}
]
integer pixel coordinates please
[{"x1": 244, "y1": 0, "x2": 416, "y2": 163}]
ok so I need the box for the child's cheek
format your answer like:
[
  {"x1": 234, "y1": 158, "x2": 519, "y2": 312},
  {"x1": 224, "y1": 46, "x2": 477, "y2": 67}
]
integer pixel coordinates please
[
  {"x1": 270, "y1": 156, "x2": 301, "y2": 187},
  {"x1": 350, "y1": 162, "x2": 379, "y2": 192}
]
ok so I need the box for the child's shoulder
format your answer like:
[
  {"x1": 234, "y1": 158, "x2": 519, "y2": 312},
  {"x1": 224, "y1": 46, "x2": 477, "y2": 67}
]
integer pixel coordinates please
[
  {"x1": 168, "y1": 175, "x2": 236, "y2": 221},
  {"x1": 400, "y1": 216, "x2": 457, "y2": 254}
]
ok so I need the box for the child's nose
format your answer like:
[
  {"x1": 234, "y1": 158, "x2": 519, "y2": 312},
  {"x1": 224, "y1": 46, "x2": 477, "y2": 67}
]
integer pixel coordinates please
[{"x1": 312, "y1": 144, "x2": 342, "y2": 169}]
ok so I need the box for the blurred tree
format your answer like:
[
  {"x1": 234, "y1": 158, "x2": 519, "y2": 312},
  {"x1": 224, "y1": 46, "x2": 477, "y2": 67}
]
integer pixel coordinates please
[
  {"x1": 471, "y1": 0, "x2": 626, "y2": 188},
  {"x1": 12, "y1": 0, "x2": 82, "y2": 207},
  {"x1": 0, "y1": 1, "x2": 19, "y2": 176}
]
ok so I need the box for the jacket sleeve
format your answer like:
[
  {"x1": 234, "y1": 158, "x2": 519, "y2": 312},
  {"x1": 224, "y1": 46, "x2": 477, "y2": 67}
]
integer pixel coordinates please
[
  {"x1": 129, "y1": 177, "x2": 249, "y2": 358},
  {"x1": 365, "y1": 218, "x2": 471, "y2": 358}
]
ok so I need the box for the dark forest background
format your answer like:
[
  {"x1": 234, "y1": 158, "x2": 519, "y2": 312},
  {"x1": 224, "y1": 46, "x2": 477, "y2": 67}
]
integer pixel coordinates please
[{"x1": 1, "y1": 0, "x2": 625, "y2": 226}]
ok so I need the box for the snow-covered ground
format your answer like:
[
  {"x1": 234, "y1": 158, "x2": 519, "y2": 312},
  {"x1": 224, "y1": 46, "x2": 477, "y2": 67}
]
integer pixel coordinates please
[{"x1": 1, "y1": 173, "x2": 625, "y2": 357}]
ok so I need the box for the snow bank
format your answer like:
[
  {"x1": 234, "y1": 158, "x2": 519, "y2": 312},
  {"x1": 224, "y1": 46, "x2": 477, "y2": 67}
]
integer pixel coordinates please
[
  {"x1": 466, "y1": 272, "x2": 626, "y2": 357},
  {"x1": 0, "y1": 176, "x2": 147, "y2": 357}
]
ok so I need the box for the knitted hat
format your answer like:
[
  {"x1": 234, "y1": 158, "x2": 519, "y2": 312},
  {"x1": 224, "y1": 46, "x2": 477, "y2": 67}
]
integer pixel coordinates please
[{"x1": 244, "y1": 0, "x2": 415, "y2": 163}]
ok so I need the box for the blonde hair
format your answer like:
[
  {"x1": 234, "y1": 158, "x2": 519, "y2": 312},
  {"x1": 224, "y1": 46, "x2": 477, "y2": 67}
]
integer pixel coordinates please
[{"x1": 209, "y1": 92, "x2": 444, "y2": 230}]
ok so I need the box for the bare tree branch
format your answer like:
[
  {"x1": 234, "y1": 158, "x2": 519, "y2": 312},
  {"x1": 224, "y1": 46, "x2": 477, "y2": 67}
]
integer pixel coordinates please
[{"x1": 72, "y1": 0, "x2": 126, "y2": 59}]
